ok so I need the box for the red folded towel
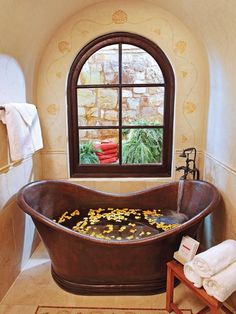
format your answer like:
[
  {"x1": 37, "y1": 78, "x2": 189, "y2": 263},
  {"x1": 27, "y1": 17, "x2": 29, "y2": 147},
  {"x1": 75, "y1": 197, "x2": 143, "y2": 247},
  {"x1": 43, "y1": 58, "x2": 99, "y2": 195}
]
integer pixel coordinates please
[
  {"x1": 94, "y1": 140, "x2": 118, "y2": 152},
  {"x1": 99, "y1": 153, "x2": 118, "y2": 161},
  {"x1": 96, "y1": 148, "x2": 117, "y2": 156},
  {"x1": 100, "y1": 156, "x2": 118, "y2": 164},
  {"x1": 94, "y1": 143, "x2": 117, "y2": 151}
]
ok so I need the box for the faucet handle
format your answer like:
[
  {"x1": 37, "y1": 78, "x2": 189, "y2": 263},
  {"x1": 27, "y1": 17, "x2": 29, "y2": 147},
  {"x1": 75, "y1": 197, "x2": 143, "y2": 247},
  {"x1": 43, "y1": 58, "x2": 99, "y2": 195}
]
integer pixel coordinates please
[{"x1": 176, "y1": 165, "x2": 185, "y2": 171}]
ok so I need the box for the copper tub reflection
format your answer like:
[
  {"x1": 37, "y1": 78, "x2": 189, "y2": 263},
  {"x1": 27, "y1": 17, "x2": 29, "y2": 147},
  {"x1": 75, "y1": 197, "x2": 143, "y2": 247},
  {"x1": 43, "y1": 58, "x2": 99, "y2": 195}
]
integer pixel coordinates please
[{"x1": 17, "y1": 180, "x2": 220, "y2": 295}]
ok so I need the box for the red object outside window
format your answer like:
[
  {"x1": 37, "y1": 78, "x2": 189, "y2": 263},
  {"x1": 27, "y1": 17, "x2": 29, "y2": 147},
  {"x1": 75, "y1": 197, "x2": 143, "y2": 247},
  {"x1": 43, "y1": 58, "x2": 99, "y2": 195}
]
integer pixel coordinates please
[{"x1": 94, "y1": 140, "x2": 118, "y2": 164}]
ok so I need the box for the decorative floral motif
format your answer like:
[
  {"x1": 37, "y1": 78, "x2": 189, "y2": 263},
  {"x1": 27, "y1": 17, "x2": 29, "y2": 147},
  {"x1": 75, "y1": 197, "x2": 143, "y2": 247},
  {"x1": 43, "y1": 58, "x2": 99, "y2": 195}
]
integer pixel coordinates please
[
  {"x1": 181, "y1": 71, "x2": 188, "y2": 78},
  {"x1": 56, "y1": 72, "x2": 62, "y2": 78},
  {"x1": 154, "y1": 28, "x2": 161, "y2": 35},
  {"x1": 58, "y1": 40, "x2": 71, "y2": 53},
  {"x1": 181, "y1": 135, "x2": 188, "y2": 143},
  {"x1": 47, "y1": 104, "x2": 59, "y2": 115},
  {"x1": 112, "y1": 10, "x2": 128, "y2": 24},
  {"x1": 174, "y1": 41, "x2": 187, "y2": 54},
  {"x1": 184, "y1": 101, "x2": 196, "y2": 113},
  {"x1": 81, "y1": 30, "x2": 89, "y2": 36}
]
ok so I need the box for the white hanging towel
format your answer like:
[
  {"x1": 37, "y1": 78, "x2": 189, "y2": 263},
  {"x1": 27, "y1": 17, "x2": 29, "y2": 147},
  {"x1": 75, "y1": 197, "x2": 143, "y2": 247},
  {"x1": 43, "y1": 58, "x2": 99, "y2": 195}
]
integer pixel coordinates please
[
  {"x1": 192, "y1": 239, "x2": 236, "y2": 278},
  {"x1": 203, "y1": 261, "x2": 236, "y2": 302},
  {"x1": 184, "y1": 260, "x2": 203, "y2": 288},
  {"x1": 0, "y1": 103, "x2": 43, "y2": 161}
]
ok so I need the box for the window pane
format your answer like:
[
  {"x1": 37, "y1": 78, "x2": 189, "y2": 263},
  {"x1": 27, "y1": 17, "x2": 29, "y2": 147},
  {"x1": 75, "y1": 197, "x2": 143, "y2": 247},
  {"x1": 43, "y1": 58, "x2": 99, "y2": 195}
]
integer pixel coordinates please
[
  {"x1": 122, "y1": 128, "x2": 163, "y2": 164},
  {"x1": 122, "y1": 44, "x2": 164, "y2": 84},
  {"x1": 78, "y1": 45, "x2": 119, "y2": 85},
  {"x1": 79, "y1": 129, "x2": 119, "y2": 165},
  {"x1": 122, "y1": 87, "x2": 164, "y2": 125},
  {"x1": 77, "y1": 88, "x2": 119, "y2": 126}
]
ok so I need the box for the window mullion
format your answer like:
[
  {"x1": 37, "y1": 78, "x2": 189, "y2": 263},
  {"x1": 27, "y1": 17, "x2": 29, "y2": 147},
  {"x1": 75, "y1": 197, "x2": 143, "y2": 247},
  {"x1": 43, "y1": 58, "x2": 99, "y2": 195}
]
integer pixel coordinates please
[
  {"x1": 118, "y1": 43, "x2": 122, "y2": 165},
  {"x1": 76, "y1": 83, "x2": 165, "y2": 88}
]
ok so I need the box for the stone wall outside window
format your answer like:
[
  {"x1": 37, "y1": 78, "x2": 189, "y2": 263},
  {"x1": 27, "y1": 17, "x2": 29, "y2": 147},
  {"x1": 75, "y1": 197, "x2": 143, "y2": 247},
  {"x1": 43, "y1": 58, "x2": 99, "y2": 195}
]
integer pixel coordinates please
[{"x1": 77, "y1": 46, "x2": 164, "y2": 143}]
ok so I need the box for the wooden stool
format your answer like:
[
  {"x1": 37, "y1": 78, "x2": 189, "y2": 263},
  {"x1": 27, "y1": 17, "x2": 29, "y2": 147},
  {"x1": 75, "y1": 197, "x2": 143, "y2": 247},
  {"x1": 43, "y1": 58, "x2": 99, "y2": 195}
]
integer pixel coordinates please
[{"x1": 166, "y1": 260, "x2": 234, "y2": 314}]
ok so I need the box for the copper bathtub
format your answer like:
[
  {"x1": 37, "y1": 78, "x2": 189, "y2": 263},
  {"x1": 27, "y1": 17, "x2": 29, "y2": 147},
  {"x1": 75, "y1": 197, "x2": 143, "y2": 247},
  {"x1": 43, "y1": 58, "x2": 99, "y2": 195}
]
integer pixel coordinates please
[{"x1": 17, "y1": 180, "x2": 220, "y2": 295}]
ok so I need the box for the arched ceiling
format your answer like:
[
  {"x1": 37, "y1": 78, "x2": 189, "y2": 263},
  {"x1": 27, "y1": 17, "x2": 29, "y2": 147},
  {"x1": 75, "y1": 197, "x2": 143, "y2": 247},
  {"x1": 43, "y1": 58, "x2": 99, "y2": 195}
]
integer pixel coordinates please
[
  {"x1": 0, "y1": 0, "x2": 100, "y2": 58},
  {"x1": 1, "y1": 0, "x2": 234, "y2": 70}
]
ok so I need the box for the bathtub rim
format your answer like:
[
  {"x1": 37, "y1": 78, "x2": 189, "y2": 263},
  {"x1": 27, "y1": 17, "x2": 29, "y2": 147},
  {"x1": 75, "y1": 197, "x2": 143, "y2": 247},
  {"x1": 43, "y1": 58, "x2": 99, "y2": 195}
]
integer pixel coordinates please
[{"x1": 17, "y1": 179, "x2": 220, "y2": 246}]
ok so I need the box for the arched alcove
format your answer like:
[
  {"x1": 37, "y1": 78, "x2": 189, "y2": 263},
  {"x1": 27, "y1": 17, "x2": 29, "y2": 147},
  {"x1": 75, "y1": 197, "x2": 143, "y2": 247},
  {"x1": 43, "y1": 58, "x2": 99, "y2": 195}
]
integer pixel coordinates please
[
  {"x1": 0, "y1": 54, "x2": 26, "y2": 168},
  {"x1": 36, "y1": 0, "x2": 209, "y2": 183}
]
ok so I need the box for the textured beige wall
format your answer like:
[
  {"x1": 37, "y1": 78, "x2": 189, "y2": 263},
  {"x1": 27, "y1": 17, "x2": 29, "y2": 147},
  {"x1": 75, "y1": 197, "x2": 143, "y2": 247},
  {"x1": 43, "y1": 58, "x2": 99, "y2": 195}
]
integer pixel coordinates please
[
  {"x1": 202, "y1": 1, "x2": 236, "y2": 253},
  {"x1": 0, "y1": 55, "x2": 42, "y2": 301},
  {"x1": 37, "y1": 0, "x2": 208, "y2": 185},
  {"x1": 201, "y1": 2, "x2": 236, "y2": 266}
]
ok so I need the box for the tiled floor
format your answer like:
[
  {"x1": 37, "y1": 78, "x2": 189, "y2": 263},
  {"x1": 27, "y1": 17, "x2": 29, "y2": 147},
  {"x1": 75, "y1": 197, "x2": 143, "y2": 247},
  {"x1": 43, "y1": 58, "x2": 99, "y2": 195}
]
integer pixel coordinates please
[{"x1": 0, "y1": 243, "x2": 228, "y2": 314}]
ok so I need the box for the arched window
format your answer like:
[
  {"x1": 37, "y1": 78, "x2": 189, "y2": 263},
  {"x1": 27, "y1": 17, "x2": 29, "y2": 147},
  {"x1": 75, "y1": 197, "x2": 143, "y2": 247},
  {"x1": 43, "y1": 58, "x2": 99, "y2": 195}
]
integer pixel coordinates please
[{"x1": 67, "y1": 32, "x2": 175, "y2": 177}]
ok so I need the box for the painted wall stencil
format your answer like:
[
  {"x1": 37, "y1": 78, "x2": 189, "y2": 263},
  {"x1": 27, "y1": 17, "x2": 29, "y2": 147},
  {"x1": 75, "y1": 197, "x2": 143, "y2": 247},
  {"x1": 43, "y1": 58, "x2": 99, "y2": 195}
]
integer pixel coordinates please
[{"x1": 112, "y1": 10, "x2": 128, "y2": 24}]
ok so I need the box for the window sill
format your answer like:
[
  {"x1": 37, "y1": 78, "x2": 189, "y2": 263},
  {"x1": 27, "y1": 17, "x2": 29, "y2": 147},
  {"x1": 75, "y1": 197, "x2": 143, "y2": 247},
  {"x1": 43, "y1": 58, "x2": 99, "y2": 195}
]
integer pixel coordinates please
[{"x1": 68, "y1": 177, "x2": 173, "y2": 182}]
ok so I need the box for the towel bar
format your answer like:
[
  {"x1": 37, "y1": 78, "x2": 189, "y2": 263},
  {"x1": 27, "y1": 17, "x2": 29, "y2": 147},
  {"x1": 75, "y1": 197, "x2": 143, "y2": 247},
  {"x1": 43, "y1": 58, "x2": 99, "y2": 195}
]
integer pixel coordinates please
[{"x1": 0, "y1": 106, "x2": 37, "y2": 110}]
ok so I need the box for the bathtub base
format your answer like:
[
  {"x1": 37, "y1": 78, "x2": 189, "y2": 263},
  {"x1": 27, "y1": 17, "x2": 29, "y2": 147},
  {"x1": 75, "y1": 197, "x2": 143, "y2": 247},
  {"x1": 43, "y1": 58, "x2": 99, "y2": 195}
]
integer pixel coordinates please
[{"x1": 51, "y1": 267, "x2": 172, "y2": 295}]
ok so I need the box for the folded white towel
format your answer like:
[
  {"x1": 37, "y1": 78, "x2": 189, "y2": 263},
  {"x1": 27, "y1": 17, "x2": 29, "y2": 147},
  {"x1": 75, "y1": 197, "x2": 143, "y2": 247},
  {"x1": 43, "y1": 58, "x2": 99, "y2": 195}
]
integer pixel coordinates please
[
  {"x1": 0, "y1": 103, "x2": 43, "y2": 160},
  {"x1": 193, "y1": 239, "x2": 236, "y2": 278},
  {"x1": 184, "y1": 260, "x2": 203, "y2": 288},
  {"x1": 203, "y1": 261, "x2": 236, "y2": 302}
]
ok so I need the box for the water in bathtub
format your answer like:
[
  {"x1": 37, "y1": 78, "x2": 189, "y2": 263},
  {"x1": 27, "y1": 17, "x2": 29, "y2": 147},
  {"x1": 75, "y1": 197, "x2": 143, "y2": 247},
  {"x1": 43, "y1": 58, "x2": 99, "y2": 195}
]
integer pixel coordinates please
[{"x1": 53, "y1": 207, "x2": 188, "y2": 241}]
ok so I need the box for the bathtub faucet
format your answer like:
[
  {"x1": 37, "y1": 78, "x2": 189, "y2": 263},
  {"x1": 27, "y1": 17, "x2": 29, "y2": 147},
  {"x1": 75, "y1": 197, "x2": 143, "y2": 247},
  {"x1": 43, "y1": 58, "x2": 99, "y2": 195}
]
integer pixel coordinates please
[{"x1": 176, "y1": 147, "x2": 200, "y2": 180}]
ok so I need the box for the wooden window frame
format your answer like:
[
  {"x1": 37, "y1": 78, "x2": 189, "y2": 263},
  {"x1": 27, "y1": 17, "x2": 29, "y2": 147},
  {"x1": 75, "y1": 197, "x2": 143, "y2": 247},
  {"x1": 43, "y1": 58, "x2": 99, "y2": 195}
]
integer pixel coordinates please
[{"x1": 67, "y1": 32, "x2": 175, "y2": 178}]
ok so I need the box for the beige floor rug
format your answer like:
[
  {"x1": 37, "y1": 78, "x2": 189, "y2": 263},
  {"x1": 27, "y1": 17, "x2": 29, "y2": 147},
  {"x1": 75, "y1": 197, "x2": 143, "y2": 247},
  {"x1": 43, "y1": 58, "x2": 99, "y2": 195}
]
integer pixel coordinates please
[{"x1": 35, "y1": 306, "x2": 193, "y2": 314}]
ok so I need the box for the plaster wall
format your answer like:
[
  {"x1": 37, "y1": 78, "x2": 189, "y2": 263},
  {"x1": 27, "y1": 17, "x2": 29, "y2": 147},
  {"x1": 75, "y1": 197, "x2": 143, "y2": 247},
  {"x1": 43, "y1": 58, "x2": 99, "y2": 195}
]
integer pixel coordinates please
[
  {"x1": 0, "y1": 55, "x2": 42, "y2": 301},
  {"x1": 202, "y1": 4, "x2": 236, "y2": 306},
  {"x1": 0, "y1": 0, "x2": 101, "y2": 101},
  {"x1": 201, "y1": 2, "x2": 236, "y2": 246},
  {"x1": 37, "y1": 0, "x2": 208, "y2": 190}
]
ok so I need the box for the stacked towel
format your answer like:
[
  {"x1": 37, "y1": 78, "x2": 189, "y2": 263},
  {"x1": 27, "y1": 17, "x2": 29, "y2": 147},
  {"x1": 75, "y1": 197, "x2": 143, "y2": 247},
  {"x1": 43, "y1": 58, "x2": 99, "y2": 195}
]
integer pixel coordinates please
[
  {"x1": 203, "y1": 261, "x2": 236, "y2": 302},
  {"x1": 192, "y1": 239, "x2": 236, "y2": 278},
  {"x1": 94, "y1": 140, "x2": 118, "y2": 164},
  {"x1": 0, "y1": 103, "x2": 43, "y2": 160},
  {"x1": 183, "y1": 239, "x2": 236, "y2": 302},
  {"x1": 184, "y1": 260, "x2": 203, "y2": 288}
]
